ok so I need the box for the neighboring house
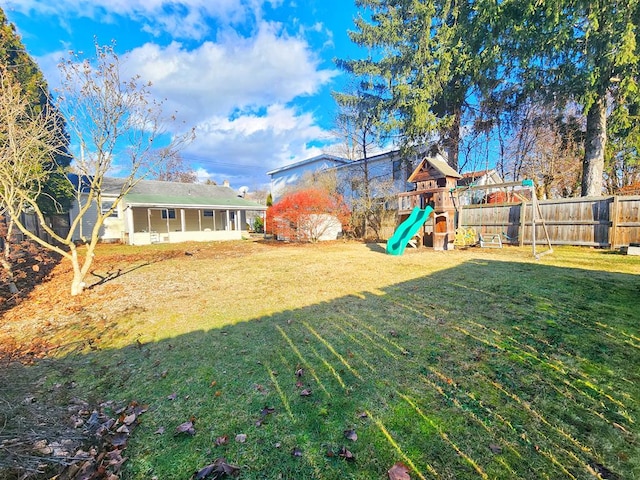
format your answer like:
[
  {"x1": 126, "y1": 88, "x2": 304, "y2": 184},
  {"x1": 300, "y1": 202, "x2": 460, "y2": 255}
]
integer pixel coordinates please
[
  {"x1": 267, "y1": 148, "x2": 432, "y2": 202},
  {"x1": 267, "y1": 154, "x2": 351, "y2": 201},
  {"x1": 457, "y1": 169, "x2": 503, "y2": 189},
  {"x1": 619, "y1": 182, "x2": 640, "y2": 195},
  {"x1": 68, "y1": 175, "x2": 266, "y2": 245},
  {"x1": 456, "y1": 169, "x2": 505, "y2": 205}
]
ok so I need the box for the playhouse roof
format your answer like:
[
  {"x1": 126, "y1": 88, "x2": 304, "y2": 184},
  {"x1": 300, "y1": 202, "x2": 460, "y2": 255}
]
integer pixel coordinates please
[{"x1": 407, "y1": 155, "x2": 461, "y2": 183}]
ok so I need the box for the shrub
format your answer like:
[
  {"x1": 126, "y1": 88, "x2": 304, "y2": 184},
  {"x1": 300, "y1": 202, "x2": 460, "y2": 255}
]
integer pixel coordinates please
[{"x1": 266, "y1": 188, "x2": 350, "y2": 242}]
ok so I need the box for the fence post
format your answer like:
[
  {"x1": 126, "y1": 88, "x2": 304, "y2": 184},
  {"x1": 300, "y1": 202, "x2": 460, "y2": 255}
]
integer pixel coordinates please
[
  {"x1": 519, "y1": 201, "x2": 526, "y2": 247},
  {"x1": 609, "y1": 195, "x2": 619, "y2": 249}
]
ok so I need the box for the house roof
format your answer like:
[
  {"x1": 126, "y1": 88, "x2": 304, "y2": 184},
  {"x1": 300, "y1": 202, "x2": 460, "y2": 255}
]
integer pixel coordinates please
[
  {"x1": 69, "y1": 174, "x2": 266, "y2": 210},
  {"x1": 619, "y1": 182, "x2": 640, "y2": 195},
  {"x1": 458, "y1": 169, "x2": 503, "y2": 187},
  {"x1": 407, "y1": 155, "x2": 461, "y2": 182},
  {"x1": 266, "y1": 154, "x2": 350, "y2": 176}
]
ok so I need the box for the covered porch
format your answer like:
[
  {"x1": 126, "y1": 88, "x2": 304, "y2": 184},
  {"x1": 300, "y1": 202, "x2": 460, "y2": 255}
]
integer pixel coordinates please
[{"x1": 124, "y1": 205, "x2": 258, "y2": 245}]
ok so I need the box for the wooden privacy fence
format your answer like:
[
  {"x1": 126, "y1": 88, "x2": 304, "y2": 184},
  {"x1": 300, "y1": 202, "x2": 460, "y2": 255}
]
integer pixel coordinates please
[{"x1": 458, "y1": 195, "x2": 640, "y2": 248}]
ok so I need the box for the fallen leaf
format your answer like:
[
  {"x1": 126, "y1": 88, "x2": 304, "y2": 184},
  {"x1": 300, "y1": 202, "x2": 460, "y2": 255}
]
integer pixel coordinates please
[
  {"x1": 193, "y1": 464, "x2": 216, "y2": 480},
  {"x1": 175, "y1": 420, "x2": 196, "y2": 436},
  {"x1": 210, "y1": 380, "x2": 217, "y2": 387},
  {"x1": 235, "y1": 433, "x2": 247, "y2": 443},
  {"x1": 193, "y1": 457, "x2": 241, "y2": 479},
  {"x1": 260, "y1": 406, "x2": 276, "y2": 416},
  {"x1": 214, "y1": 391, "x2": 222, "y2": 397},
  {"x1": 215, "y1": 435, "x2": 228, "y2": 446},
  {"x1": 123, "y1": 413, "x2": 136, "y2": 425},
  {"x1": 116, "y1": 424, "x2": 130, "y2": 434},
  {"x1": 105, "y1": 449, "x2": 125, "y2": 468},
  {"x1": 300, "y1": 389, "x2": 312, "y2": 397},
  {"x1": 388, "y1": 462, "x2": 411, "y2": 480},
  {"x1": 154, "y1": 427, "x2": 165, "y2": 435},
  {"x1": 215, "y1": 458, "x2": 241, "y2": 477},
  {"x1": 291, "y1": 447, "x2": 303, "y2": 457},
  {"x1": 133, "y1": 404, "x2": 149, "y2": 415},
  {"x1": 357, "y1": 411, "x2": 368, "y2": 419},
  {"x1": 108, "y1": 432, "x2": 129, "y2": 447},
  {"x1": 295, "y1": 380, "x2": 304, "y2": 389},
  {"x1": 167, "y1": 392, "x2": 177, "y2": 401},
  {"x1": 33, "y1": 439, "x2": 53, "y2": 455},
  {"x1": 489, "y1": 443, "x2": 502, "y2": 454},
  {"x1": 338, "y1": 446, "x2": 355, "y2": 461},
  {"x1": 295, "y1": 368, "x2": 304, "y2": 377},
  {"x1": 344, "y1": 429, "x2": 357, "y2": 442}
]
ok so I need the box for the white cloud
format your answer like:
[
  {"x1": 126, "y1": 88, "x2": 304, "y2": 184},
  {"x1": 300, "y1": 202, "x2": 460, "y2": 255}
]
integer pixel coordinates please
[
  {"x1": 117, "y1": 21, "x2": 338, "y2": 187},
  {"x1": 18, "y1": 1, "x2": 342, "y2": 188},
  {"x1": 122, "y1": 21, "x2": 337, "y2": 124},
  {"x1": 4, "y1": 0, "x2": 273, "y2": 39},
  {"x1": 183, "y1": 103, "x2": 329, "y2": 188}
]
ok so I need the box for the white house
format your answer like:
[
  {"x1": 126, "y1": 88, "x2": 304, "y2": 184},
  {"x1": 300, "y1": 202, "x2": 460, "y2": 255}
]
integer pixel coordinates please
[
  {"x1": 68, "y1": 175, "x2": 266, "y2": 245},
  {"x1": 266, "y1": 154, "x2": 351, "y2": 201},
  {"x1": 267, "y1": 148, "x2": 435, "y2": 202}
]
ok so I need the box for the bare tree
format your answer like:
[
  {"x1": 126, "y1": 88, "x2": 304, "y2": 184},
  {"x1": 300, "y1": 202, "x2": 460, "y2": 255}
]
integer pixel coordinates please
[
  {"x1": 0, "y1": 66, "x2": 66, "y2": 294},
  {"x1": 504, "y1": 104, "x2": 583, "y2": 198},
  {"x1": 331, "y1": 86, "x2": 395, "y2": 239},
  {"x1": 0, "y1": 42, "x2": 193, "y2": 295},
  {"x1": 153, "y1": 151, "x2": 197, "y2": 183}
]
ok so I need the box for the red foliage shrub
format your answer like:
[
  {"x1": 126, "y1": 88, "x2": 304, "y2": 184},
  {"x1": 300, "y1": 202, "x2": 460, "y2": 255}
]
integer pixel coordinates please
[{"x1": 266, "y1": 188, "x2": 351, "y2": 242}]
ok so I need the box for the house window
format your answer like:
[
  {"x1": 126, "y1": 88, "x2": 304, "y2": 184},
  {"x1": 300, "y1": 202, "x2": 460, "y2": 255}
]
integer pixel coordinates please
[
  {"x1": 203, "y1": 210, "x2": 214, "y2": 217},
  {"x1": 161, "y1": 209, "x2": 176, "y2": 219},
  {"x1": 393, "y1": 159, "x2": 403, "y2": 181},
  {"x1": 101, "y1": 203, "x2": 118, "y2": 218}
]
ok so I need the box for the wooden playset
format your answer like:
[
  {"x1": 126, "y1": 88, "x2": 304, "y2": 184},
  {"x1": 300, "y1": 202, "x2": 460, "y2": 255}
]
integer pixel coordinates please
[{"x1": 391, "y1": 156, "x2": 553, "y2": 258}]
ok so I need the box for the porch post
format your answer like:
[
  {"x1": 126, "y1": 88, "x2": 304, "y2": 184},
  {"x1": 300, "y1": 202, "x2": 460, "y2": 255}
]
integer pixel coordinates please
[
  {"x1": 125, "y1": 207, "x2": 134, "y2": 245},
  {"x1": 180, "y1": 209, "x2": 186, "y2": 232},
  {"x1": 147, "y1": 208, "x2": 152, "y2": 233},
  {"x1": 235, "y1": 210, "x2": 241, "y2": 231},
  {"x1": 226, "y1": 210, "x2": 230, "y2": 231}
]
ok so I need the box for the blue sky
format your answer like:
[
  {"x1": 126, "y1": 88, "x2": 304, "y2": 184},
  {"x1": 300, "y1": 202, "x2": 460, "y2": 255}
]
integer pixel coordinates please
[{"x1": 3, "y1": 0, "x2": 364, "y2": 191}]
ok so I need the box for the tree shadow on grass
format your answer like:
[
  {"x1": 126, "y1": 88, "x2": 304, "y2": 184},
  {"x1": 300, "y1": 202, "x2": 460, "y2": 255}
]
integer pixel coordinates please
[{"x1": 2, "y1": 259, "x2": 639, "y2": 479}]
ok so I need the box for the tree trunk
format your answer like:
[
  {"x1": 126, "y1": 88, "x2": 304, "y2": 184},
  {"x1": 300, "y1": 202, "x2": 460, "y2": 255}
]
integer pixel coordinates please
[
  {"x1": 69, "y1": 247, "x2": 86, "y2": 296},
  {"x1": 444, "y1": 105, "x2": 462, "y2": 172},
  {"x1": 581, "y1": 96, "x2": 606, "y2": 197},
  {"x1": 1, "y1": 217, "x2": 19, "y2": 294}
]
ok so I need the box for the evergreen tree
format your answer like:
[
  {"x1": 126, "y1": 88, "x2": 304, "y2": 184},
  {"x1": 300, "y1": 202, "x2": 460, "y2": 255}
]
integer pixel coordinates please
[
  {"x1": 337, "y1": 0, "x2": 503, "y2": 171},
  {"x1": 506, "y1": 0, "x2": 639, "y2": 196},
  {"x1": 0, "y1": 8, "x2": 72, "y2": 214}
]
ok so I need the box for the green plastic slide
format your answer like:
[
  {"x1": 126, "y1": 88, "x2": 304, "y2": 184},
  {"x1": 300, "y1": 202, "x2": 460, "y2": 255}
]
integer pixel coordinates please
[{"x1": 386, "y1": 206, "x2": 434, "y2": 256}]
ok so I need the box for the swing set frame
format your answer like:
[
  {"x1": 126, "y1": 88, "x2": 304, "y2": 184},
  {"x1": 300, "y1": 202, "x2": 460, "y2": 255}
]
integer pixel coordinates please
[{"x1": 452, "y1": 179, "x2": 553, "y2": 259}]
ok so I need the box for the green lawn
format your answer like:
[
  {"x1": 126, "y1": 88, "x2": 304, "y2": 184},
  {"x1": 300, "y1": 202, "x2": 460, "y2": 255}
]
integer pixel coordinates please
[{"x1": 2, "y1": 241, "x2": 639, "y2": 479}]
